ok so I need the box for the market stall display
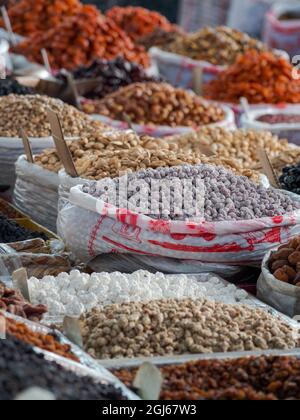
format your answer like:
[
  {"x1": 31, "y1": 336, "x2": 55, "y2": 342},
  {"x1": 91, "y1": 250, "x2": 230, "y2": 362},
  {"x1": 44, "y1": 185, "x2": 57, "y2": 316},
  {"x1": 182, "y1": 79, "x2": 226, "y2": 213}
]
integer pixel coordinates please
[
  {"x1": 114, "y1": 355, "x2": 300, "y2": 400},
  {"x1": 204, "y1": 50, "x2": 300, "y2": 104},
  {"x1": 12, "y1": 7, "x2": 150, "y2": 71},
  {"x1": 81, "y1": 298, "x2": 298, "y2": 359}
]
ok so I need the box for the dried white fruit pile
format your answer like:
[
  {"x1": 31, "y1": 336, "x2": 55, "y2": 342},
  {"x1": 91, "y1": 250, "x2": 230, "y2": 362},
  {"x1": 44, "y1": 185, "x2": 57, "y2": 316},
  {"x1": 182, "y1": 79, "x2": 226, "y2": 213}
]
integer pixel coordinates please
[
  {"x1": 81, "y1": 298, "x2": 298, "y2": 359},
  {"x1": 28, "y1": 270, "x2": 249, "y2": 317}
]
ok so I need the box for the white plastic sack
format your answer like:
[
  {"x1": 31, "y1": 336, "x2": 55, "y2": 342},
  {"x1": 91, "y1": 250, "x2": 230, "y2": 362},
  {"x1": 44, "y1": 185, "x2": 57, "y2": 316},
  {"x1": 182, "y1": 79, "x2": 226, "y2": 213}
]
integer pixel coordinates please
[
  {"x1": 264, "y1": 2, "x2": 300, "y2": 57},
  {"x1": 149, "y1": 47, "x2": 225, "y2": 89},
  {"x1": 59, "y1": 184, "x2": 300, "y2": 270},
  {"x1": 13, "y1": 156, "x2": 59, "y2": 232},
  {"x1": 257, "y1": 249, "x2": 300, "y2": 318},
  {"x1": 0, "y1": 136, "x2": 56, "y2": 189},
  {"x1": 241, "y1": 105, "x2": 300, "y2": 145},
  {"x1": 89, "y1": 104, "x2": 236, "y2": 137}
]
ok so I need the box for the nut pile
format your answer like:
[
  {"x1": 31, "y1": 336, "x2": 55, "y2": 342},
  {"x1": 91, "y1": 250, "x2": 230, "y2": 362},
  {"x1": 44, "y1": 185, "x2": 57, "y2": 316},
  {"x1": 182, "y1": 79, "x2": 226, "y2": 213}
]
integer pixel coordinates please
[
  {"x1": 115, "y1": 356, "x2": 300, "y2": 400},
  {"x1": 137, "y1": 27, "x2": 183, "y2": 51},
  {"x1": 0, "y1": 215, "x2": 48, "y2": 243},
  {"x1": 106, "y1": 6, "x2": 175, "y2": 42},
  {"x1": 164, "y1": 26, "x2": 268, "y2": 66},
  {"x1": 257, "y1": 114, "x2": 300, "y2": 124},
  {"x1": 12, "y1": 7, "x2": 150, "y2": 71},
  {"x1": 81, "y1": 298, "x2": 298, "y2": 359},
  {"x1": 85, "y1": 164, "x2": 298, "y2": 222},
  {"x1": 0, "y1": 282, "x2": 46, "y2": 321},
  {"x1": 0, "y1": 0, "x2": 83, "y2": 36},
  {"x1": 83, "y1": 82, "x2": 225, "y2": 127},
  {"x1": 269, "y1": 236, "x2": 300, "y2": 287},
  {"x1": 0, "y1": 336, "x2": 127, "y2": 400},
  {"x1": 0, "y1": 94, "x2": 105, "y2": 138},
  {"x1": 280, "y1": 162, "x2": 300, "y2": 195},
  {"x1": 59, "y1": 57, "x2": 160, "y2": 100},
  {"x1": 166, "y1": 127, "x2": 300, "y2": 174},
  {"x1": 34, "y1": 130, "x2": 259, "y2": 181},
  {"x1": 204, "y1": 50, "x2": 300, "y2": 104},
  {"x1": 0, "y1": 77, "x2": 33, "y2": 96},
  {"x1": 28, "y1": 270, "x2": 249, "y2": 317},
  {"x1": 4, "y1": 315, "x2": 78, "y2": 362}
]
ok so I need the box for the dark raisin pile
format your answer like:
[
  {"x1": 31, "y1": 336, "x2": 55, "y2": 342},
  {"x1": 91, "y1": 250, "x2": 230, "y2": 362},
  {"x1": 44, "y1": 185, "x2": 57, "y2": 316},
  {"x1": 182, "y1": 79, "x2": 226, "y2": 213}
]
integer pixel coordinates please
[
  {"x1": 58, "y1": 57, "x2": 161, "y2": 99},
  {"x1": 0, "y1": 214, "x2": 48, "y2": 243},
  {"x1": 0, "y1": 336, "x2": 127, "y2": 400},
  {"x1": 280, "y1": 163, "x2": 300, "y2": 195},
  {"x1": 0, "y1": 77, "x2": 33, "y2": 96}
]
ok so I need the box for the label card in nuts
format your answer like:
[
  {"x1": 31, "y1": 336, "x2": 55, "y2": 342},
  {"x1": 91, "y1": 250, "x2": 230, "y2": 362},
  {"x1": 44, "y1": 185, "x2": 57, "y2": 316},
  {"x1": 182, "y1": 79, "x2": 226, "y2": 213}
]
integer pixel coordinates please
[
  {"x1": 12, "y1": 268, "x2": 30, "y2": 302},
  {"x1": 258, "y1": 148, "x2": 281, "y2": 189},
  {"x1": 47, "y1": 108, "x2": 78, "y2": 178},
  {"x1": 133, "y1": 362, "x2": 163, "y2": 400},
  {"x1": 63, "y1": 316, "x2": 83, "y2": 349},
  {"x1": 19, "y1": 128, "x2": 34, "y2": 164}
]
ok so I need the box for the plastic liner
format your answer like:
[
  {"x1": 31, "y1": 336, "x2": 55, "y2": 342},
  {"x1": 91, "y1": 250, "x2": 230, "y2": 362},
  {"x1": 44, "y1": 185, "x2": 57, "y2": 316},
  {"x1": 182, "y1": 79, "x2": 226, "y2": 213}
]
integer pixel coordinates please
[
  {"x1": 258, "y1": 248, "x2": 300, "y2": 318},
  {"x1": 240, "y1": 105, "x2": 300, "y2": 146},
  {"x1": 2, "y1": 311, "x2": 139, "y2": 400},
  {"x1": 0, "y1": 244, "x2": 22, "y2": 285}
]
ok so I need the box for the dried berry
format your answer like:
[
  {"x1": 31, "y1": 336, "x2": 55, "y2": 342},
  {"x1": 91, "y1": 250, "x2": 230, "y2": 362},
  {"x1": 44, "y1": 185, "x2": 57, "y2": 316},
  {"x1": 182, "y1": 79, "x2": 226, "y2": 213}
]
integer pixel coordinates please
[
  {"x1": 280, "y1": 162, "x2": 300, "y2": 195},
  {"x1": 0, "y1": 77, "x2": 33, "y2": 96},
  {"x1": 0, "y1": 214, "x2": 48, "y2": 243}
]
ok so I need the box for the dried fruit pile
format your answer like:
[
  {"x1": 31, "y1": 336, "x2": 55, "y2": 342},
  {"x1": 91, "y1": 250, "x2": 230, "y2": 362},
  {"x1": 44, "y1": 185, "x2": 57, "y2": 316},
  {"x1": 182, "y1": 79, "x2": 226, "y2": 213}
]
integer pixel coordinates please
[
  {"x1": 115, "y1": 356, "x2": 300, "y2": 400},
  {"x1": 280, "y1": 162, "x2": 300, "y2": 194},
  {"x1": 0, "y1": 214, "x2": 48, "y2": 243},
  {"x1": 0, "y1": 77, "x2": 33, "y2": 96},
  {"x1": 106, "y1": 6, "x2": 175, "y2": 42},
  {"x1": 81, "y1": 299, "x2": 298, "y2": 359},
  {"x1": 0, "y1": 336, "x2": 127, "y2": 400},
  {"x1": 269, "y1": 236, "x2": 300, "y2": 287},
  {"x1": 137, "y1": 28, "x2": 183, "y2": 51},
  {"x1": 165, "y1": 26, "x2": 268, "y2": 66},
  {"x1": 257, "y1": 114, "x2": 300, "y2": 124},
  {"x1": 12, "y1": 7, "x2": 150, "y2": 71},
  {"x1": 0, "y1": 0, "x2": 83, "y2": 36},
  {"x1": 83, "y1": 82, "x2": 225, "y2": 127},
  {"x1": 204, "y1": 50, "x2": 300, "y2": 104}
]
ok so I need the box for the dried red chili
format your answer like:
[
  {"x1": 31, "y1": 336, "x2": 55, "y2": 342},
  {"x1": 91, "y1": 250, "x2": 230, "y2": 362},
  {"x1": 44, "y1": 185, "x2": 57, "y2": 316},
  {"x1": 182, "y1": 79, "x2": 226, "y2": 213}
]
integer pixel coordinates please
[
  {"x1": 12, "y1": 6, "x2": 150, "y2": 71},
  {"x1": 204, "y1": 50, "x2": 300, "y2": 104}
]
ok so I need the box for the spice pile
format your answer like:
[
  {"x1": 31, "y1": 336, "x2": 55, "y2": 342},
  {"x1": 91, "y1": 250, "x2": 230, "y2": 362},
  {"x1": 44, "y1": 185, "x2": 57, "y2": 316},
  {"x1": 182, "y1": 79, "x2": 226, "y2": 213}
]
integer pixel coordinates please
[
  {"x1": 0, "y1": 215, "x2": 48, "y2": 243},
  {"x1": 3, "y1": 315, "x2": 78, "y2": 362},
  {"x1": 268, "y1": 236, "x2": 300, "y2": 287},
  {"x1": 81, "y1": 298, "x2": 297, "y2": 359},
  {"x1": 0, "y1": 94, "x2": 105, "y2": 137},
  {"x1": 0, "y1": 282, "x2": 46, "y2": 321},
  {"x1": 61, "y1": 57, "x2": 160, "y2": 100},
  {"x1": 0, "y1": 0, "x2": 83, "y2": 36},
  {"x1": 115, "y1": 356, "x2": 300, "y2": 400},
  {"x1": 204, "y1": 50, "x2": 300, "y2": 104},
  {"x1": 0, "y1": 336, "x2": 127, "y2": 400},
  {"x1": 164, "y1": 26, "x2": 268, "y2": 66},
  {"x1": 28, "y1": 270, "x2": 250, "y2": 317},
  {"x1": 0, "y1": 77, "x2": 33, "y2": 96},
  {"x1": 280, "y1": 162, "x2": 300, "y2": 194},
  {"x1": 84, "y1": 164, "x2": 298, "y2": 222},
  {"x1": 12, "y1": 8, "x2": 150, "y2": 70},
  {"x1": 166, "y1": 127, "x2": 300, "y2": 173},
  {"x1": 83, "y1": 82, "x2": 225, "y2": 127},
  {"x1": 106, "y1": 6, "x2": 175, "y2": 42}
]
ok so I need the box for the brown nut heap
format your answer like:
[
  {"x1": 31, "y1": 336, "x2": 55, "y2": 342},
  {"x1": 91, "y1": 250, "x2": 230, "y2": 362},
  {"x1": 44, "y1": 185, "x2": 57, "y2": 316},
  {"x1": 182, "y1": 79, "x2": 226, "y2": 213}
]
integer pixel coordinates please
[
  {"x1": 82, "y1": 82, "x2": 225, "y2": 127},
  {"x1": 3, "y1": 315, "x2": 78, "y2": 362},
  {"x1": 166, "y1": 127, "x2": 300, "y2": 174},
  {"x1": 114, "y1": 356, "x2": 300, "y2": 400},
  {"x1": 164, "y1": 26, "x2": 268, "y2": 66},
  {"x1": 0, "y1": 282, "x2": 46, "y2": 322},
  {"x1": 34, "y1": 129, "x2": 260, "y2": 181},
  {"x1": 80, "y1": 298, "x2": 298, "y2": 360},
  {"x1": 269, "y1": 236, "x2": 300, "y2": 286},
  {"x1": 0, "y1": 94, "x2": 106, "y2": 138}
]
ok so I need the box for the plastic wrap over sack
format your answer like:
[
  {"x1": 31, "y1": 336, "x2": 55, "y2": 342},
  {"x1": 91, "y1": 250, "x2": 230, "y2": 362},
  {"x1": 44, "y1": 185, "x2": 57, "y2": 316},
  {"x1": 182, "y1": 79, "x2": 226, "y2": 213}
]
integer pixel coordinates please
[
  {"x1": 88, "y1": 104, "x2": 236, "y2": 138},
  {"x1": 241, "y1": 105, "x2": 300, "y2": 146},
  {"x1": 59, "y1": 184, "x2": 300, "y2": 270},
  {"x1": 13, "y1": 156, "x2": 59, "y2": 232},
  {"x1": 257, "y1": 249, "x2": 300, "y2": 318}
]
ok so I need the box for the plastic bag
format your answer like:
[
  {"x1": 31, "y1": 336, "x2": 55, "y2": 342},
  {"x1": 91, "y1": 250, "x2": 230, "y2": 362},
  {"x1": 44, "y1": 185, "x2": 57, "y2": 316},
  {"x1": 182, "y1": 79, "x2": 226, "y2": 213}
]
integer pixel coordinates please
[
  {"x1": 257, "y1": 249, "x2": 300, "y2": 318},
  {"x1": 89, "y1": 102, "x2": 236, "y2": 137},
  {"x1": 240, "y1": 105, "x2": 300, "y2": 145},
  {"x1": 59, "y1": 184, "x2": 300, "y2": 271},
  {"x1": 0, "y1": 136, "x2": 55, "y2": 189},
  {"x1": 13, "y1": 156, "x2": 59, "y2": 232},
  {"x1": 264, "y1": 2, "x2": 300, "y2": 58},
  {"x1": 149, "y1": 47, "x2": 225, "y2": 89}
]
